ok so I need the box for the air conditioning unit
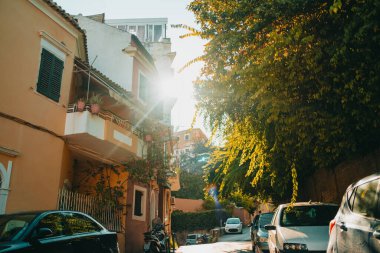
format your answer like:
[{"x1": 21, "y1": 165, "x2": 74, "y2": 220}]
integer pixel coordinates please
[{"x1": 170, "y1": 197, "x2": 175, "y2": 205}]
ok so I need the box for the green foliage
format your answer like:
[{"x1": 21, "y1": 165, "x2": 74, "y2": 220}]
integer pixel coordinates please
[
  {"x1": 172, "y1": 170, "x2": 204, "y2": 199},
  {"x1": 201, "y1": 196, "x2": 234, "y2": 213},
  {"x1": 124, "y1": 128, "x2": 173, "y2": 185},
  {"x1": 187, "y1": 0, "x2": 380, "y2": 202},
  {"x1": 171, "y1": 209, "x2": 231, "y2": 232},
  {"x1": 172, "y1": 142, "x2": 213, "y2": 199}
]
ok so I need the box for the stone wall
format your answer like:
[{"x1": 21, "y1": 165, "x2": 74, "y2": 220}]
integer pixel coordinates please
[{"x1": 302, "y1": 149, "x2": 380, "y2": 203}]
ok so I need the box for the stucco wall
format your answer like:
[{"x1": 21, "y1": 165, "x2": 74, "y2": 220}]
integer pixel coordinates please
[
  {"x1": 0, "y1": 0, "x2": 82, "y2": 213},
  {"x1": 302, "y1": 149, "x2": 380, "y2": 203},
  {"x1": 76, "y1": 16, "x2": 134, "y2": 92},
  {"x1": 0, "y1": 0, "x2": 79, "y2": 135},
  {"x1": 0, "y1": 117, "x2": 64, "y2": 212},
  {"x1": 172, "y1": 198, "x2": 203, "y2": 213},
  {"x1": 232, "y1": 207, "x2": 251, "y2": 225}
]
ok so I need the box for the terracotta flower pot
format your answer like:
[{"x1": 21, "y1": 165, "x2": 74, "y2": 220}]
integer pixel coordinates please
[
  {"x1": 77, "y1": 101, "x2": 85, "y2": 112},
  {"x1": 91, "y1": 104, "x2": 100, "y2": 114},
  {"x1": 145, "y1": 134, "x2": 152, "y2": 142}
]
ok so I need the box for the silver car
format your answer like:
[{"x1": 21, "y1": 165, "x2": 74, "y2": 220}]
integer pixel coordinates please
[
  {"x1": 265, "y1": 202, "x2": 338, "y2": 253},
  {"x1": 327, "y1": 173, "x2": 380, "y2": 253},
  {"x1": 250, "y1": 212, "x2": 274, "y2": 253}
]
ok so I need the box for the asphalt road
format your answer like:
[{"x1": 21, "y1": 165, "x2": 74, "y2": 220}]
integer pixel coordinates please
[{"x1": 176, "y1": 227, "x2": 252, "y2": 253}]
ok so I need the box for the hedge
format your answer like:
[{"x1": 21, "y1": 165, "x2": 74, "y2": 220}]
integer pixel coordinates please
[{"x1": 171, "y1": 209, "x2": 231, "y2": 232}]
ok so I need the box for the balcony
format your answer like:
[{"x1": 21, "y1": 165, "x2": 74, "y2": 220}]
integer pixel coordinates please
[{"x1": 64, "y1": 105, "x2": 146, "y2": 162}]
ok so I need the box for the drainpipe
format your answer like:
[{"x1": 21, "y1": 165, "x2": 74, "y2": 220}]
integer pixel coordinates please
[{"x1": 86, "y1": 55, "x2": 98, "y2": 101}]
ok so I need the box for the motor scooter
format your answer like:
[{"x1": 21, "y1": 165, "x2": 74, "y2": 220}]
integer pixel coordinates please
[{"x1": 143, "y1": 223, "x2": 168, "y2": 253}]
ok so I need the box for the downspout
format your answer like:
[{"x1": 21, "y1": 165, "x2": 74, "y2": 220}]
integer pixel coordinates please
[{"x1": 86, "y1": 55, "x2": 98, "y2": 101}]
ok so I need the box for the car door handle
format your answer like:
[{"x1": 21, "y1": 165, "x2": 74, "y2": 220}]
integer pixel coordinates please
[
  {"x1": 374, "y1": 230, "x2": 380, "y2": 239},
  {"x1": 337, "y1": 222, "x2": 347, "y2": 232}
]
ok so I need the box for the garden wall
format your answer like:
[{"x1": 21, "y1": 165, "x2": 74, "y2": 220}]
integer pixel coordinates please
[{"x1": 302, "y1": 149, "x2": 380, "y2": 203}]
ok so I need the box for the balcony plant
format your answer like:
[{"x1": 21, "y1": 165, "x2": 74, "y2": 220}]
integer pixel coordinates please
[
  {"x1": 76, "y1": 98, "x2": 86, "y2": 112},
  {"x1": 89, "y1": 94, "x2": 103, "y2": 114}
]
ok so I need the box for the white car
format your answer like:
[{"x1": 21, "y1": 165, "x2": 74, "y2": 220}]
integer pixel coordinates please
[
  {"x1": 265, "y1": 202, "x2": 338, "y2": 252},
  {"x1": 225, "y1": 217, "x2": 243, "y2": 234}
]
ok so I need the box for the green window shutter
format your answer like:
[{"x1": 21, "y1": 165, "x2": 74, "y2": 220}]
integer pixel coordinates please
[
  {"x1": 50, "y1": 56, "x2": 64, "y2": 102},
  {"x1": 37, "y1": 48, "x2": 64, "y2": 102}
]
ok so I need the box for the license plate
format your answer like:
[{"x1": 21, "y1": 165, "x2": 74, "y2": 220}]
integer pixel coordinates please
[{"x1": 144, "y1": 242, "x2": 151, "y2": 250}]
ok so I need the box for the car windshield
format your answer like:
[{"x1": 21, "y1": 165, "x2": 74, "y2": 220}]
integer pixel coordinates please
[
  {"x1": 187, "y1": 234, "x2": 196, "y2": 239},
  {"x1": 226, "y1": 218, "x2": 240, "y2": 224},
  {"x1": 0, "y1": 214, "x2": 37, "y2": 242},
  {"x1": 259, "y1": 213, "x2": 274, "y2": 228},
  {"x1": 280, "y1": 205, "x2": 338, "y2": 227}
]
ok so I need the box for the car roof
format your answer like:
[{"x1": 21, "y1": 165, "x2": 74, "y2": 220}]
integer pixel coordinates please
[
  {"x1": 0, "y1": 210, "x2": 95, "y2": 218},
  {"x1": 277, "y1": 202, "x2": 338, "y2": 208},
  {"x1": 349, "y1": 173, "x2": 380, "y2": 189},
  {"x1": 227, "y1": 217, "x2": 240, "y2": 220}
]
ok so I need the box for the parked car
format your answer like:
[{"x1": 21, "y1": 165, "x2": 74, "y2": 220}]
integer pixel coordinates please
[
  {"x1": 327, "y1": 173, "x2": 380, "y2": 253},
  {"x1": 0, "y1": 210, "x2": 119, "y2": 253},
  {"x1": 265, "y1": 202, "x2": 338, "y2": 253},
  {"x1": 250, "y1": 212, "x2": 274, "y2": 253},
  {"x1": 224, "y1": 217, "x2": 243, "y2": 234},
  {"x1": 185, "y1": 234, "x2": 202, "y2": 245}
]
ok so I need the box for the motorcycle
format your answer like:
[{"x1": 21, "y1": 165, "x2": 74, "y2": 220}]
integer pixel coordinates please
[
  {"x1": 143, "y1": 223, "x2": 168, "y2": 253},
  {"x1": 196, "y1": 234, "x2": 210, "y2": 244}
]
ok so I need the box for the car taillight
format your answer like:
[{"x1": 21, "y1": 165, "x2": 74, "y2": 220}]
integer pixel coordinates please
[{"x1": 329, "y1": 219, "x2": 336, "y2": 235}]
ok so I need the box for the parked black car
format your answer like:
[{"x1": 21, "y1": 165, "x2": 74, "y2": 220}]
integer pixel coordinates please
[
  {"x1": 327, "y1": 173, "x2": 380, "y2": 253},
  {"x1": 0, "y1": 210, "x2": 119, "y2": 253},
  {"x1": 250, "y1": 212, "x2": 274, "y2": 253}
]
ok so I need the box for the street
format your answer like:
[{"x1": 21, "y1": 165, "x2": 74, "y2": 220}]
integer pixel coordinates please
[{"x1": 177, "y1": 228, "x2": 252, "y2": 253}]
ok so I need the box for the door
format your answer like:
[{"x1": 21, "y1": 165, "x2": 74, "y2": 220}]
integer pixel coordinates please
[
  {"x1": 30, "y1": 213, "x2": 72, "y2": 253},
  {"x1": 63, "y1": 212, "x2": 104, "y2": 253}
]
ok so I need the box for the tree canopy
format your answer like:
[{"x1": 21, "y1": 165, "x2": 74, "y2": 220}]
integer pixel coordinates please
[
  {"x1": 187, "y1": 0, "x2": 380, "y2": 202},
  {"x1": 172, "y1": 142, "x2": 213, "y2": 199}
]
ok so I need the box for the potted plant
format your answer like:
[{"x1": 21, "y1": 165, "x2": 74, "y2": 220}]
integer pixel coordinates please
[
  {"x1": 76, "y1": 98, "x2": 86, "y2": 112},
  {"x1": 89, "y1": 94, "x2": 103, "y2": 114}
]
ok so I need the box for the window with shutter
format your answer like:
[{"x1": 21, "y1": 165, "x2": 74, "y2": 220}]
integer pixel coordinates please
[
  {"x1": 132, "y1": 185, "x2": 146, "y2": 221},
  {"x1": 37, "y1": 48, "x2": 64, "y2": 102},
  {"x1": 134, "y1": 190, "x2": 143, "y2": 216}
]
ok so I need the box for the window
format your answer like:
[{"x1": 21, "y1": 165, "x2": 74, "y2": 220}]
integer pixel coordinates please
[
  {"x1": 37, "y1": 47, "x2": 64, "y2": 102},
  {"x1": 352, "y1": 179, "x2": 379, "y2": 218},
  {"x1": 184, "y1": 134, "x2": 190, "y2": 141},
  {"x1": 128, "y1": 25, "x2": 136, "y2": 34},
  {"x1": 133, "y1": 185, "x2": 147, "y2": 221},
  {"x1": 65, "y1": 213, "x2": 102, "y2": 234},
  {"x1": 280, "y1": 205, "x2": 338, "y2": 227},
  {"x1": 134, "y1": 191, "x2": 143, "y2": 216},
  {"x1": 137, "y1": 25, "x2": 145, "y2": 41},
  {"x1": 138, "y1": 73, "x2": 150, "y2": 102},
  {"x1": 36, "y1": 213, "x2": 65, "y2": 238},
  {"x1": 117, "y1": 25, "x2": 127, "y2": 31},
  {"x1": 154, "y1": 25, "x2": 162, "y2": 41}
]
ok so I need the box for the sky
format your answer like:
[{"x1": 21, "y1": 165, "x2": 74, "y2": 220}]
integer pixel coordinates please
[{"x1": 54, "y1": 0, "x2": 207, "y2": 135}]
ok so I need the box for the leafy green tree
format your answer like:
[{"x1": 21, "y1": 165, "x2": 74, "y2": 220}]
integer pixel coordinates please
[
  {"x1": 172, "y1": 142, "x2": 213, "y2": 199},
  {"x1": 184, "y1": 0, "x2": 380, "y2": 202}
]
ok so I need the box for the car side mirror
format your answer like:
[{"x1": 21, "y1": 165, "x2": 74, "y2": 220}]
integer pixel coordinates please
[
  {"x1": 264, "y1": 225, "x2": 276, "y2": 230},
  {"x1": 29, "y1": 228, "x2": 54, "y2": 245},
  {"x1": 36, "y1": 228, "x2": 54, "y2": 238}
]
